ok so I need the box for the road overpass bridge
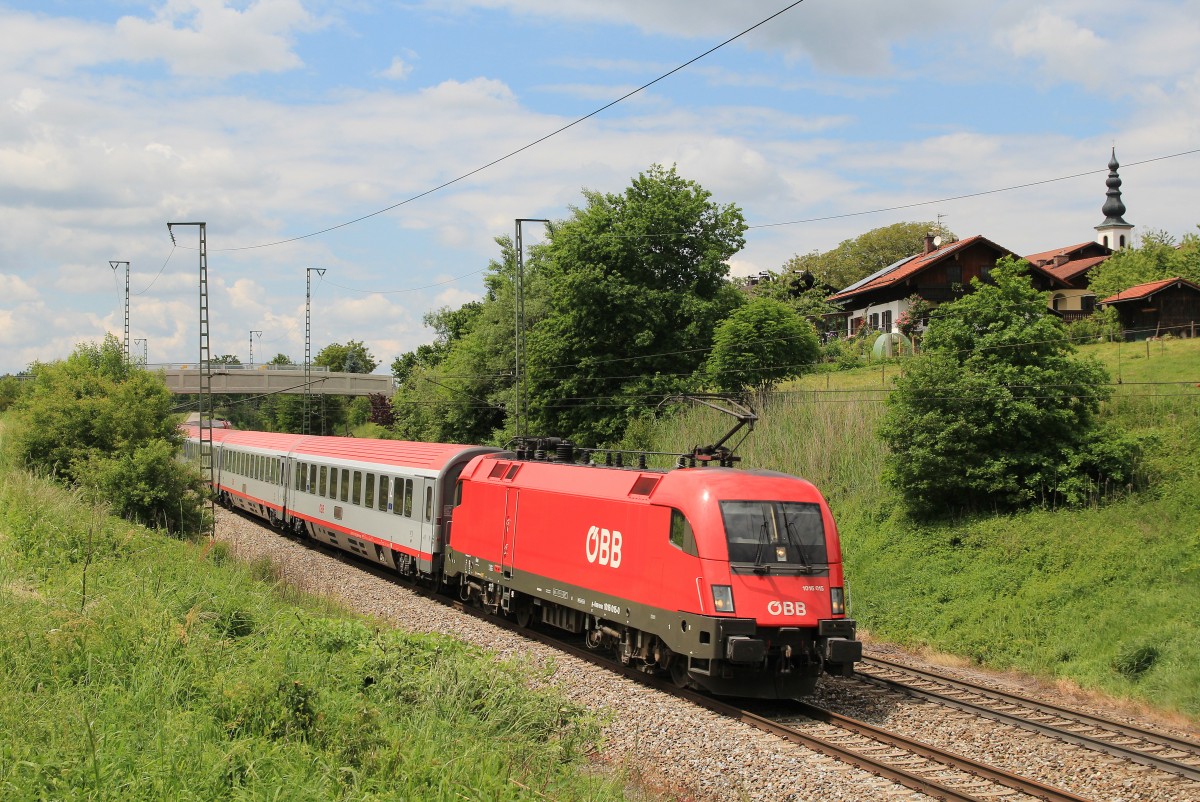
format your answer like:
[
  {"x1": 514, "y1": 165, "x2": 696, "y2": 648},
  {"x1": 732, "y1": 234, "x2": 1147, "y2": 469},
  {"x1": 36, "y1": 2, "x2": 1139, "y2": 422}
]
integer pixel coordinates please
[{"x1": 155, "y1": 364, "x2": 393, "y2": 396}]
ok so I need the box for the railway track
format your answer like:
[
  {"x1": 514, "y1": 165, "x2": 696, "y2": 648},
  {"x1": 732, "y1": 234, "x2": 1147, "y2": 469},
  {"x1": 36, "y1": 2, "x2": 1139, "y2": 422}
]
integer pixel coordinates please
[
  {"x1": 856, "y1": 655, "x2": 1200, "y2": 783},
  {"x1": 229, "y1": 511, "x2": 1195, "y2": 801}
]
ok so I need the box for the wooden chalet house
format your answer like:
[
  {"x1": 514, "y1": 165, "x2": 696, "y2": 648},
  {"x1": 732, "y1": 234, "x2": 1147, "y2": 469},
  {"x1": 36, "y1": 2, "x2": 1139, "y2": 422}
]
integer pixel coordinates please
[
  {"x1": 827, "y1": 234, "x2": 1067, "y2": 337},
  {"x1": 1099, "y1": 277, "x2": 1200, "y2": 340},
  {"x1": 1023, "y1": 241, "x2": 1112, "y2": 322}
]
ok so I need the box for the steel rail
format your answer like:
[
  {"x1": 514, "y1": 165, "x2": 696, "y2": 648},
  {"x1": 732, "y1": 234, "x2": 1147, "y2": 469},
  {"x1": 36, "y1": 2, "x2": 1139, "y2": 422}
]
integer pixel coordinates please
[{"x1": 859, "y1": 656, "x2": 1200, "y2": 783}]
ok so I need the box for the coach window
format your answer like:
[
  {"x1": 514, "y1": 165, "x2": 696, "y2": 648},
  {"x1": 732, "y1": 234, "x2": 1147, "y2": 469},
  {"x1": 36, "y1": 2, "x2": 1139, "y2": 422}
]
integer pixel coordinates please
[
  {"x1": 352, "y1": 471, "x2": 363, "y2": 506},
  {"x1": 340, "y1": 469, "x2": 350, "y2": 502},
  {"x1": 393, "y1": 477, "x2": 403, "y2": 515},
  {"x1": 378, "y1": 475, "x2": 389, "y2": 511},
  {"x1": 669, "y1": 509, "x2": 698, "y2": 556},
  {"x1": 295, "y1": 462, "x2": 304, "y2": 491},
  {"x1": 319, "y1": 465, "x2": 328, "y2": 497},
  {"x1": 307, "y1": 464, "x2": 316, "y2": 493},
  {"x1": 403, "y1": 479, "x2": 414, "y2": 518},
  {"x1": 424, "y1": 486, "x2": 434, "y2": 522},
  {"x1": 364, "y1": 473, "x2": 375, "y2": 508}
]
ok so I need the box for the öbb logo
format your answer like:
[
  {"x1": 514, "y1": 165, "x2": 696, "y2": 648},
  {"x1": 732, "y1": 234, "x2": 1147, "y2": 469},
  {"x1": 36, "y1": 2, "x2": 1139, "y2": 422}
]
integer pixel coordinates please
[
  {"x1": 585, "y1": 526, "x2": 623, "y2": 568},
  {"x1": 767, "y1": 600, "x2": 808, "y2": 617}
]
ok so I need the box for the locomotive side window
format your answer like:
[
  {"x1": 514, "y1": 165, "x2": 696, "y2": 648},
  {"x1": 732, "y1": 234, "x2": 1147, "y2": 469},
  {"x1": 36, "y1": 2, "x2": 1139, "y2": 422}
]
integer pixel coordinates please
[
  {"x1": 378, "y1": 475, "x2": 389, "y2": 511},
  {"x1": 340, "y1": 469, "x2": 350, "y2": 502},
  {"x1": 720, "y1": 501, "x2": 828, "y2": 566},
  {"x1": 364, "y1": 473, "x2": 375, "y2": 508},
  {"x1": 352, "y1": 471, "x2": 363, "y2": 506},
  {"x1": 668, "y1": 509, "x2": 698, "y2": 556},
  {"x1": 319, "y1": 465, "x2": 328, "y2": 497}
]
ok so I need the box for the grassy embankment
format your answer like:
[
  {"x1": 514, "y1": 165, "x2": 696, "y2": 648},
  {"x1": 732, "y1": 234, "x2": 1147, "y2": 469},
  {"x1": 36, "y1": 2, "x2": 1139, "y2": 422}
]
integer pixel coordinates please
[
  {"x1": 0, "y1": 433, "x2": 638, "y2": 801},
  {"x1": 648, "y1": 337, "x2": 1200, "y2": 720}
]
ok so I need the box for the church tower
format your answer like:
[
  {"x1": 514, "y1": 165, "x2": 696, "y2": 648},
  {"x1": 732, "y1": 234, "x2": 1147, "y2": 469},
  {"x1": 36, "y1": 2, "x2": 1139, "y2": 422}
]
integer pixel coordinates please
[{"x1": 1095, "y1": 147, "x2": 1134, "y2": 250}]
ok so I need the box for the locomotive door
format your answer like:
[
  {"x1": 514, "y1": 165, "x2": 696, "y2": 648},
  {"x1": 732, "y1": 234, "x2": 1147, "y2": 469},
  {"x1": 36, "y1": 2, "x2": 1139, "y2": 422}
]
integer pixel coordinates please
[{"x1": 500, "y1": 489, "x2": 519, "y2": 579}]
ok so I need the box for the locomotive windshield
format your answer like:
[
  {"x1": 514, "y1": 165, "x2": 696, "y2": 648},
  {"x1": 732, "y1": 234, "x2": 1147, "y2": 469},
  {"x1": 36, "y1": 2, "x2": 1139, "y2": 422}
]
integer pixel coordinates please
[{"x1": 720, "y1": 501, "x2": 828, "y2": 570}]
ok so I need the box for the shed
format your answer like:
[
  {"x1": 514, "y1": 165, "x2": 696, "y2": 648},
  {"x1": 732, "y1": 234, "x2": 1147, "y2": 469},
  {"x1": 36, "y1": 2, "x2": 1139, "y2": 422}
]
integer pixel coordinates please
[{"x1": 1098, "y1": 277, "x2": 1200, "y2": 340}]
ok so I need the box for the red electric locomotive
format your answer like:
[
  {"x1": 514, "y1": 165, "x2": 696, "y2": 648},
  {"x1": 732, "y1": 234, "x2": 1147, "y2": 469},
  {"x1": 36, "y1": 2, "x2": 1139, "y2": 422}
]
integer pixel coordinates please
[
  {"x1": 182, "y1": 419, "x2": 861, "y2": 699},
  {"x1": 445, "y1": 449, "x2": 860, "y2": 698}
]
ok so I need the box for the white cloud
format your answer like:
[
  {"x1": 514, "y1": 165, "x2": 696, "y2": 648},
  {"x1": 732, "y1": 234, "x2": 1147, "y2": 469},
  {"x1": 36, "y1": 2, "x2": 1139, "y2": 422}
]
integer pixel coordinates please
[{"x1": 379, "y1": 55, "x2": 414, "y2": 81}]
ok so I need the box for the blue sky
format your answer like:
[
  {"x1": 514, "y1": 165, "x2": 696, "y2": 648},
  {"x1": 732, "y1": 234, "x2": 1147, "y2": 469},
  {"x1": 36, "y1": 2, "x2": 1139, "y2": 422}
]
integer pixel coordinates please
[{"x1": 2, "y1": 0, "x2": 1198, "y2": 375}]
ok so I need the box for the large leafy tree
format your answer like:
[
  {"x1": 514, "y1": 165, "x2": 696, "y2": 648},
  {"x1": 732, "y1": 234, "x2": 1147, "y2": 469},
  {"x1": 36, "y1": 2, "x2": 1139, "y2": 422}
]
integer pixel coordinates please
[
  {"x1": 5, "y1": 334, "x2": 207, "y2": 533},
  {"x1": 879, "y1": 257, "x2": 1139, "y2": 516},
  {"x1": 785, "y1": 221, "x2": 953, "y2": 291},
  {"x1": 1087, "y1": 227, "x2": 1200, "y2": 300},
  {"x1": 706, "y1": 298, "x2": 820, "y2": 397},
  {"x1": 526, "y1": 164, "x2": 746, "y2": 445}
]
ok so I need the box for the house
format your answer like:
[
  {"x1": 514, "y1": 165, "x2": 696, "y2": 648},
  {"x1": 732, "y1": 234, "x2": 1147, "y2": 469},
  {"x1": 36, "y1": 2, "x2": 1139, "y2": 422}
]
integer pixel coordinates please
[
  {"x1": 1023, "y1": 241, "x2": 1112, "y2": 321},
  {"x1": 1098, "y1": 277, "x2": 1200, "y2": 340},
  {"x1": 828, "y1": 233, "x2": 1067, "y2": 336}
]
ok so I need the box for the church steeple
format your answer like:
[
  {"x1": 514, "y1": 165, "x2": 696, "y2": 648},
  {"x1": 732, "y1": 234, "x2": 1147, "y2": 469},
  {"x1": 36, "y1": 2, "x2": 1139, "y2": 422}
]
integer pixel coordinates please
[{"x1": 1095, "y1": 147, "x2": 1133, "y2": 249}]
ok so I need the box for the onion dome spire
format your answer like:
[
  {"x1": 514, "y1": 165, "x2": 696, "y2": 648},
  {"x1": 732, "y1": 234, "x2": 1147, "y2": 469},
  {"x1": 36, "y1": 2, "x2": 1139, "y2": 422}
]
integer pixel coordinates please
[{"x1": 1099, "y1": 147, "x2": 1129, "y2": 226}]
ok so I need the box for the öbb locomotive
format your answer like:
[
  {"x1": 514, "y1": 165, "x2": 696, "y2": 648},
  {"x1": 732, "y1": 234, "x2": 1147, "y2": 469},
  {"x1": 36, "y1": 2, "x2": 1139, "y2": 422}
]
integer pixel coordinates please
[{"x1": 183, "y1": 426, "x2": 861, "y2": 698}]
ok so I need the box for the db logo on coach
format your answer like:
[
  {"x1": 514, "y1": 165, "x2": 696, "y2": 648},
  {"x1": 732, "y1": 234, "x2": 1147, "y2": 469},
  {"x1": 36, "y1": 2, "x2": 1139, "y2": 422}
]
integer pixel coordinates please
[
  {"x1": 767, "y1": 600, "x2": 807, "y2": 616},
  {"x1": 585, "y1": 526, "x2": 623, "y2": 568}
]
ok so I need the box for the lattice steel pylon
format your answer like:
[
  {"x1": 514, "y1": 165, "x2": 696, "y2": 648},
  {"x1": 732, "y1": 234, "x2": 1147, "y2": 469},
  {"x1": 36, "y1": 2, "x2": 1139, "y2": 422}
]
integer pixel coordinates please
[
  {"x1": 168, "y1": 222, "x2": 214, "y2": 535},
  {"x1": 304, "y1": 268, "x2": 325, "y2": 435},
  {"x1": 109, "y1": 261, "x2": 130, "y2": 362}
]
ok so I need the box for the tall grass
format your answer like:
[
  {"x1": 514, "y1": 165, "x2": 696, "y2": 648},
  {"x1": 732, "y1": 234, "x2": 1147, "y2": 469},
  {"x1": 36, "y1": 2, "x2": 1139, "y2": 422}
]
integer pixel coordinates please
[{"x1": 0, "y1": 460, "x2": 635, "y2": 800}]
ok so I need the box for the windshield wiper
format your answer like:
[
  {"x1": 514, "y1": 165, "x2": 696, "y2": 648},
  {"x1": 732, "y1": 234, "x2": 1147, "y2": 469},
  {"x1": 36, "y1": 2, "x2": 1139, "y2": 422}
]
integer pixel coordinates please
[
  {"x1": 753, "y1": 518, "x2": 770, "y2": 574},
  {"x1": 782, "y1": 513, "x2": 814, "y2": 573}
]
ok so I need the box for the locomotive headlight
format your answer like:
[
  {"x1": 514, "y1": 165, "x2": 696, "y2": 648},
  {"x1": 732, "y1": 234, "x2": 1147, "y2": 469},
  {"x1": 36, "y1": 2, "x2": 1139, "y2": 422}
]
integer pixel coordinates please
[
  {"x1": 711, "y1": 585, "x2": 735, "y2": 614},
  {"x1": 830, "y1": 587, "x2": 845, "y2": 616}
]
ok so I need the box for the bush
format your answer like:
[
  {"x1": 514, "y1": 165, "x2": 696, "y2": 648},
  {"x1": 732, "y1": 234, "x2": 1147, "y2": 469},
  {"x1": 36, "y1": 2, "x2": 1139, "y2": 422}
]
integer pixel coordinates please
[{"x1": 879, "y1": 258, "x2": 1138, "y2": 515}]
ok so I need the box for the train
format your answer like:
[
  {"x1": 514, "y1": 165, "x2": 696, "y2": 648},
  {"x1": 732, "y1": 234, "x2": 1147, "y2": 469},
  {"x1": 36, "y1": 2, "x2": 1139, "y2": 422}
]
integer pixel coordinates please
[{"x1": 182, "y1": 425, "x2": 861, "y2": 698}]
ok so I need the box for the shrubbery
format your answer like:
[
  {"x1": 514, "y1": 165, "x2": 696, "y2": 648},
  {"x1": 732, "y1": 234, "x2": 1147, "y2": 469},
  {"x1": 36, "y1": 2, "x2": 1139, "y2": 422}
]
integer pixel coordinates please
[
  {"x1": 879, "y1": 257, "x2": 1142, "y2": 516},
  {"x1": 4, "y1": 334, "x2": 207, "y2": 533}
]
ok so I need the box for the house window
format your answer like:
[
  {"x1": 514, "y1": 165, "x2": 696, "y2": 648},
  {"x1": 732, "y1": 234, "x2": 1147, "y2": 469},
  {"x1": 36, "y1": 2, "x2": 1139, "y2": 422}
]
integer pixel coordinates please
[
  {"x1": 1119, "y1": 235, "x2": 1126, "y2": 248},
  {"x1": 1051, "y1": 293, "x2": 1065, "y2": 311},
  {"x1": 869, "y1": 313, "x2": 879, "y2": 330},
  {"x1": 1081, "y1": 295, "x2": 1096, "y2": 313},
  {"x1": 882, "y1": 310, "x2": 892, "y2": 332},
  {"x1": 945, "y1": 263, "x2": 962, "y2": 284},
  {"x1": 1103, "y1": 235, "x2": 1110, "y2": 248}
]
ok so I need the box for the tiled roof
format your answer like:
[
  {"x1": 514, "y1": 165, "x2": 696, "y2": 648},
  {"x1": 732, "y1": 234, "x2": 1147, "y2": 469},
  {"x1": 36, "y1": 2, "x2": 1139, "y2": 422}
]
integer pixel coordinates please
[
  {"x1": 1024, "y1": 241, "x2": 1096, "y2": 266},
  {"x1": 1100, "y1": 277, "x2": 1200, "y2": 304},
  {"x1": 828, "y1": 235, "x2": 991, "y2": 302},
  {"x1": 1045, "y1": 254, "x2": 1109, "y2": 283}
]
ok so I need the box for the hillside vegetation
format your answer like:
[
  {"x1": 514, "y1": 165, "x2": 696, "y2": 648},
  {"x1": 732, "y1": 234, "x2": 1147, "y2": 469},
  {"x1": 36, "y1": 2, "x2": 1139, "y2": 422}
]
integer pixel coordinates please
[
  {"x1": 0, "y1": 429, "x2": 636, "y2": 801},
  {"x1": 647, "y1": 336, "x2": 1200, "y2": 719}
]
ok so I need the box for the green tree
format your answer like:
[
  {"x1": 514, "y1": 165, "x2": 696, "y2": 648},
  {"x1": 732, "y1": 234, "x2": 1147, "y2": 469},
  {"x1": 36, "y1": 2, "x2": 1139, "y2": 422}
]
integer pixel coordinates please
[
  {"x1": 879, "y1": 257, "x2": 1139, "y2": 516},
  {"x1": 786, "y1": 221, "x2": 953, "y2": 290},
  {"x1": 0, "y1": 374, "x2": 26, "y2": 412},
  {"x1": 316, "y1": 340, "x2": 378, "y2": 374},
  {"x1": 527, "y1": 164, "x2": 746, "y2": 445},
  {"x1": 1087, "y1": 227, "x2": 1200, "y2": 300},
  {"x1": 706, "y1": 298, "x2": 820, "y2": 397},
  {"x1": 6, "y1": 334, "x2": 207, "y2": 533}
]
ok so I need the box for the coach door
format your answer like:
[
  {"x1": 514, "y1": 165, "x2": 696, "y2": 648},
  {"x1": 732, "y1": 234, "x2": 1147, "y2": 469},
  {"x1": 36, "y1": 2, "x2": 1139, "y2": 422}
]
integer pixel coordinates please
[{"x1": 500, "y1": 489, "x2": 519, "y2": 579}]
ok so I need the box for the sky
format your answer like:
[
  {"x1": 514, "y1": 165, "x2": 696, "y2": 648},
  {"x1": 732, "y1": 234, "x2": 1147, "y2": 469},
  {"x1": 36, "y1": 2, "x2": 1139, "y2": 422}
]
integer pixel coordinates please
[{"x1": 2, "y1": 0, "x2": 1198, "y2": 375}]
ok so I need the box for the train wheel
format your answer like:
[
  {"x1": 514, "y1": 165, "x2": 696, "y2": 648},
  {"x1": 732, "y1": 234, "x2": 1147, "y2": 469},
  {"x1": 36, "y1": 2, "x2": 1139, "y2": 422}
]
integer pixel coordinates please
[
  {"x1": 514, "y1": 606, "x2": 533, "y2": 629},
  {"x1": 669, "y1": 656, "x2": 690, "y2": 689}
]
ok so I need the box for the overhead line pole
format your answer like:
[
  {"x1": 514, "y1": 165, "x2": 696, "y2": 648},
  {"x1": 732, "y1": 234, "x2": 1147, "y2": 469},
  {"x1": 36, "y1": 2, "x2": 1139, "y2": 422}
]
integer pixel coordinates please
[
  {"x1": 168, "y1": 222, "x2": 213, "y2": 536},
  {"x1": 304, "y1": 268, "x2": 326, "y2": 434},
  {"x1": 249, "y1": 330, "x2": 262, "y2": 369},
  {"x1": 514, "y1": 219, "x2": 549, "y2": 439},
  {"x1": 109, "y1": 261, "x2": 130, "y2": 362}
]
